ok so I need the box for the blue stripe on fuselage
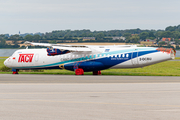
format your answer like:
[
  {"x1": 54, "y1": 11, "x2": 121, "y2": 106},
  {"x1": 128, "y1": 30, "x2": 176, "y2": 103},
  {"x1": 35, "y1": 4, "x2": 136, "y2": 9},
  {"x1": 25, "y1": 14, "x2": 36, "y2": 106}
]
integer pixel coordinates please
[{"x1": 64, "y1": 49, "x2": 158, "y2": 71}]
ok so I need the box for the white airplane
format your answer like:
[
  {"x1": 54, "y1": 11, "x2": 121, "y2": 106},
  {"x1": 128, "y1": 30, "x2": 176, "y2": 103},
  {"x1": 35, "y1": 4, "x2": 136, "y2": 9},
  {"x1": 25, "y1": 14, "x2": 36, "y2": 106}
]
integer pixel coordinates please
[{"x1": 4, "y1": 41, "x2": 176, "y2": 75}]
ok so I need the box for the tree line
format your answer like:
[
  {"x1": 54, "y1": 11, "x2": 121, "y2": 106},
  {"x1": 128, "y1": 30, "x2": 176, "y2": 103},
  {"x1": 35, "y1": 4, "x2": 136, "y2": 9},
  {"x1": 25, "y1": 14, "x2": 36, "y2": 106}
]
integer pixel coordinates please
[{"x1": 0, "y1": 25, "x2": 180, "y2": 48}]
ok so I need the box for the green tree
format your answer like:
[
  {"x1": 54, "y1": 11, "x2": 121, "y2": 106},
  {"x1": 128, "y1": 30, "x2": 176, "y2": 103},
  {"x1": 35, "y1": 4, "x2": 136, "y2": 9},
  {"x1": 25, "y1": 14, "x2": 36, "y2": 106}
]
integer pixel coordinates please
[
  {"x1": 160, "y1": 31, "x2": 173, "y2": 38},
  {"x1": 33, "y1": 34, "x2": 41, "y2": 42},
  {"x1": 165, "y1": 26, "x2": 176, "y2": 31},
  {"x1": 139, "y1": 32, "x2": 149, "y2": 40},
  {"x1": 155, "y1": 31, "x2": 163, "y2": 39},
  {"x1": 0, "y1": 39, "x2": 6, "y2": 46},
  {"x1": 148, "y1": 32, "x2": 156, "y2": 39},
  {"x1": 158, "y1": 41, "x2": 166, "y2": 46},
  {"x1": 49, "y1": 40, "x2": 57, "y2": 44},
  {"x1": 129, "y1": 35, "x2": 140, "y2": 43},
  {"x1": 176, "y1": 45, "x2": 180, "y2": 50},
  {"x1": 123, "y1": 33, "x2": 131, "y2": 38},
  {"x1": 52, "y1": 34, "x2": 58, "y2": 40},
  {"x1": 64, "y1": 34, "x2": 69, "y2": 40},
  {"x1": 123, "y1": 33, "x2": 132, "y2": 43},
  {"x1": 175, "y1": 39, "x2": 180, "y2": 45},
  {"x1": 96, "y1": 33, "x2": 104, "y2": 41},
  {"x1": 172, "y1": 31, "x2": 180, "y2": 39},
  {"x1": 9, "y1": 34, "x2": 20, "y2": 40},
  {"x1": 9, "y1": 34, "x2": 20, "y2": 44},
  {"x1": 80, "y1": 33, "x2": 87, "y2": 37},
  {"x1": 108, "y1": 34, "x2": 112, "y2": 37},
  {"x1": 87, "y1": 33, "x2": 93, "y2": 37},
  {"x1": 24, "y1": 35, "x2": 33, "y2": 41}
]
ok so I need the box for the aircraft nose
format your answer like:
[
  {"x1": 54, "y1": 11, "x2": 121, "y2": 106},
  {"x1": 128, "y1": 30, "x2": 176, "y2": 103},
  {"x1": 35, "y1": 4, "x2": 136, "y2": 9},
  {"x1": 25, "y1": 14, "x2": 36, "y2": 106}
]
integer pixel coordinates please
[
  {"x1": 4, "y1": 59, "x2": 8, "y2": 67},
  {"x1": 4, "y1": 58, "x2": 10, "y2": 67}
]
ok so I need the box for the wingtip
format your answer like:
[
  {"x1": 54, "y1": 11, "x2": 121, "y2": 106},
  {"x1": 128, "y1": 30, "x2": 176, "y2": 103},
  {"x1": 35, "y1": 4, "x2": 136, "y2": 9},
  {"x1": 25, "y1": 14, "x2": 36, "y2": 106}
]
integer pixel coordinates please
[{"x1": 24, "y1": 41, "x2": 31, "y2": 44}]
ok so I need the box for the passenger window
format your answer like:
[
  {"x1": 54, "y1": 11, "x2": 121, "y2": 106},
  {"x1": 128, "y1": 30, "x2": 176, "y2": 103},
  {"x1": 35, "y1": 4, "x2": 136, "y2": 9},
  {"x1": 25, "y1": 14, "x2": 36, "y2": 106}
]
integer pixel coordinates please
[{"x1": 126, "y1": 54, "x2": 129, "y2": 57}]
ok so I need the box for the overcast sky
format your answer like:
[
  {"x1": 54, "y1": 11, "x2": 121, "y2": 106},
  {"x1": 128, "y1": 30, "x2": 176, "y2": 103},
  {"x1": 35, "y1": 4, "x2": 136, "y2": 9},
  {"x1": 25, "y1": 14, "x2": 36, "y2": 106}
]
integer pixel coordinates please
[{"x1": 0, "y1": 0, "x2": 180, "y2": 34}]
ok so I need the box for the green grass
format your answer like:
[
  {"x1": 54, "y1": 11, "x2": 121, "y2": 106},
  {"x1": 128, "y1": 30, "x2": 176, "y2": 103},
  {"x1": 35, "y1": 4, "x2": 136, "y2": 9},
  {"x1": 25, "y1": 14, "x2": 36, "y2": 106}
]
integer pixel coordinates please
[
  {"x1": 0, "y1": 57, "x2": 8, "y2": 59},
  {"x1": 102, "y1": 61, "x2": 180, "y2": 76},
  {"x1": 176, "y1": 57, "x2": 180, "y2": 60},
  {"x1": 0, "y1": 58, "x2": 180, "y2": 76},
  {"x1": 0, "y1": 59, "x2": 6, "y2": 68}
]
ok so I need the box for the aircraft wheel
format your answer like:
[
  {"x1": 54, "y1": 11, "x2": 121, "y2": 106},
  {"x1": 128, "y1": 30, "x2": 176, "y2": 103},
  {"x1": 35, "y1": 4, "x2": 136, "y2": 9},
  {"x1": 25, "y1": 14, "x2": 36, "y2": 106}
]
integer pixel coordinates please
[
  {"x1": 12, "y1": 69, "x2": 19, "y2": 74},
  {"x1": 93, "y1": 71, "x2": 101, "y2": 75},
  {"x1": 75, "y1": 68, "x2": 84, "y2": 75}
]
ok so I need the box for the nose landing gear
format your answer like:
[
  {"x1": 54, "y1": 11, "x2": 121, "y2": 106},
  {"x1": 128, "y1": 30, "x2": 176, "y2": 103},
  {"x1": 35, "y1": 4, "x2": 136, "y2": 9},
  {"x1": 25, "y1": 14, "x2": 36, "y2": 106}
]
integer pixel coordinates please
[{"x1": 12, "y1": 69, "x2": 19, "y2": 74}]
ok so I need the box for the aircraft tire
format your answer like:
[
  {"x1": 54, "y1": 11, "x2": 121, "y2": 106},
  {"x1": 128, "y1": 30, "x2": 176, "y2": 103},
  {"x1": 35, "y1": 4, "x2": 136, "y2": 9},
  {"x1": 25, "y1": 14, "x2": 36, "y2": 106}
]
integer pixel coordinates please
[
  {"x1": 75, "y1": 68, "x2": 84, "y2": 75},
  {"x1": 93, "y1": 71, "x2": 101, "y2": 75}
]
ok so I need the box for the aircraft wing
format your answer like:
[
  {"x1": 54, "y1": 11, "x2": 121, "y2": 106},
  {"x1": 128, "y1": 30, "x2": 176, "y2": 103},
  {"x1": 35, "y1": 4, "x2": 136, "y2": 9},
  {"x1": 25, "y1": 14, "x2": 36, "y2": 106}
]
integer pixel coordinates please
[
  {"x1": 52, "y1": 46, "x2": 91, "y2": 52},
  {"x1": 24, "y1": 41, "x2": 92, "y2": 52}
]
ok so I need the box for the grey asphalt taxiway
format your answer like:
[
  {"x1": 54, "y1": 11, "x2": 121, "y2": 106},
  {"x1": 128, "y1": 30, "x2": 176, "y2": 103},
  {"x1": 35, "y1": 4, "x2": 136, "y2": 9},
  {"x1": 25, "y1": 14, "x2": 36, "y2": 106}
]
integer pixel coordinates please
[{"x1": 1, "y1": 74, "x2": 180, "y2": 120}]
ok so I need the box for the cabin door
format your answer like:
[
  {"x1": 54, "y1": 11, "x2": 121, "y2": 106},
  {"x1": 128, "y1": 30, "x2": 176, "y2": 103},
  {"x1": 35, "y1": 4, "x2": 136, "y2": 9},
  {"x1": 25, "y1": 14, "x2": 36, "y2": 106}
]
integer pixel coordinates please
[
  {"x1": 34, "y1": 53, "x2": 39, "y2": 65},
  {"x1": 131, "y1": 49, "x2": 139, "y2": 66}
]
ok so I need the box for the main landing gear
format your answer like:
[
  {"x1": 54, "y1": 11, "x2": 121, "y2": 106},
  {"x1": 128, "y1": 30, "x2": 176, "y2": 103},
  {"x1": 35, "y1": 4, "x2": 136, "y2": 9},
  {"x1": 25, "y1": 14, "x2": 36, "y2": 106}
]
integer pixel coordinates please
[
  {"x1": 75, "y1": 68, "x2": 101, "y2": 75},
  {"x1": 93, "y1": 71, "x2": 101, "y2": 75},
  {"x1": 75, "y1": 68, "x2": 84, "y2": 75}
]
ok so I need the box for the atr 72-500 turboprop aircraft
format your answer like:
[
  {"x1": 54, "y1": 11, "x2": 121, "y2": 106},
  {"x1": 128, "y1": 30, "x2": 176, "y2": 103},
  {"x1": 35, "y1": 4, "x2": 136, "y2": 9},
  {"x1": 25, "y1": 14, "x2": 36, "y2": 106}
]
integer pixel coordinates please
[{"x1": 4, "y1": 41, "x2": 176, "y2": 75}]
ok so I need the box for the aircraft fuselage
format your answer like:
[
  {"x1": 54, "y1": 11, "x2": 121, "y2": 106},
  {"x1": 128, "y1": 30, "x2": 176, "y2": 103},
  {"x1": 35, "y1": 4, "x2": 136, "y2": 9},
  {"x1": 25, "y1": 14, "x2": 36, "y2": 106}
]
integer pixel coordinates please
[{"x1": 4, "y1": 47, "x2": 175, "y2": 73}]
